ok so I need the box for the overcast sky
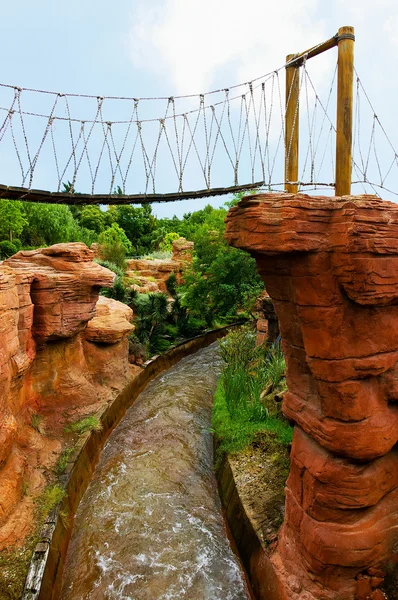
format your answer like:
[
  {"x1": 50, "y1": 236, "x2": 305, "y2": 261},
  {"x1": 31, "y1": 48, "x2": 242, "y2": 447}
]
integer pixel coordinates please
[{"x1": 2, "y1": 0, "x2": 398, "y2": 217}]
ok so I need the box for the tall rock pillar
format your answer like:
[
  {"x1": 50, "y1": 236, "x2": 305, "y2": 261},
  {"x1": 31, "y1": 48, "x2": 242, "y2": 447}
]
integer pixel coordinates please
[{"x1": 225, "y1": 194, "x2": 398, "y2": 599}]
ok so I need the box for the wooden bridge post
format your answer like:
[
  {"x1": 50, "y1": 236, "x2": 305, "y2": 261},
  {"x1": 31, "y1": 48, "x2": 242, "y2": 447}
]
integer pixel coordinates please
[
  {"x1": 335, "y1": 25, "x2": 355, "y2": 196},
  {"x1": 285, "y1": 54, "x2": 300, "y2": 193}
]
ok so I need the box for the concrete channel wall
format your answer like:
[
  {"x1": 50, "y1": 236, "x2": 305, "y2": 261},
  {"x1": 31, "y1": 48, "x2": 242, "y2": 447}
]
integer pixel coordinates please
[{"x1": 216, "y1": 456, "x2": 279, "y2": 600}]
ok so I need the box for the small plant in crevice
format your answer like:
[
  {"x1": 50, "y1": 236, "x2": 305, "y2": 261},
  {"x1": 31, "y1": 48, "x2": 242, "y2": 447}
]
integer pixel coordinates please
[
  {"x1": 36, "y1": 484, "x2": 65, "y2": 520},
  {"x1": 30, "y1": 412, "x2": 44, "y2": 434},
  {"x1": 56, "y1": 447, "x2": 74, "y2": 474},
  {"x1": 65, "y1": 416, "x2": 102, "y2": 436}
]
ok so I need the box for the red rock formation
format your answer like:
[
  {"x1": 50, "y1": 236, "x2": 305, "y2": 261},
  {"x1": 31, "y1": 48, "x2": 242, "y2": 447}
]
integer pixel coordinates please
[
  {"x1": 0, "y1": 243, "x2": 134, "y2": 548},
  {"x1": 171, "y1": 237, "x2": 194, "y2": 262},
  {"x1": 225, "y1": 193, "x2": 398, "y2": 599},
  {"x1": 126, "y1": 237, "x2": 194, "y2": 294},
  {"x1": 255, "y1": 290, "x2": 280, "y2": 345}
]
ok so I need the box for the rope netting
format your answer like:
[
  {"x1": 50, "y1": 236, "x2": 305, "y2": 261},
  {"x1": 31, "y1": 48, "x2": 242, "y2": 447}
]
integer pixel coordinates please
[{"x1": 0, "y1": 53, "x2": 396, "y2": 204}]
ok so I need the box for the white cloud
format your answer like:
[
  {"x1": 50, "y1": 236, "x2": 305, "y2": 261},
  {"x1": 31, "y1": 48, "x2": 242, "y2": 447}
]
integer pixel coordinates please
[
  {"x1": 129, "y1": 0, "x2": 328, "y2": 96},
  {"x1": 384, "y1": 14, "x2": 398, "y2": 47},
  {"x1": 127, "y1": 0, "x2": 398, "y2": 216}
]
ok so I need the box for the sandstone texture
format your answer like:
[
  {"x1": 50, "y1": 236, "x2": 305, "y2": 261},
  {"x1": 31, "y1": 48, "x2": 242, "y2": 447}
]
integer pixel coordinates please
[
  {"x1": 126, "y1": 237, "x2": 194, "y2": 294},
  {"x1": 0, "y1": 243, "x2": 134, "y2": 549},
  {"x1": 256, "y1": 290, "x2": 280, "y2": 345},
  {"x1": 225, "y1": 193, "x2": 398, "y2": 600}
]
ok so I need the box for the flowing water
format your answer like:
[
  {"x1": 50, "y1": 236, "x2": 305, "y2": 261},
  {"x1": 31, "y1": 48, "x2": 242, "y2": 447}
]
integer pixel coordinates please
[{"x1": 61, "y1": 343, "x2": 251, "y2": 600}]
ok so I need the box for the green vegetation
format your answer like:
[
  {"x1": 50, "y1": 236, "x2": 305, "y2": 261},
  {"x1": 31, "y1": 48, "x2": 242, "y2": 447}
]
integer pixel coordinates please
[
  {"x1": 0, "y1": 200, "x2": 27, "y2": 242},
  {"x1": 36, "y1": 484, "x2": 65, "y2": 519},
  {"x1": 97, "y1": 223, "x2": 133, "y2": 268},
  {"x1": 0, "y1": 240, "x2": 21, "y2": 259},
  {"x1": 0, "y1": 191, "x2": 262, "y2": 356},
  {"x1": 65, "y1": 415, "x2": 102, "y2": 435},
  {"x1": 56, "y1": 447, "x2": 74, "y2": 474},
  {"x1": 213, "y1": 327, "x2": 293, "y2": 463}
]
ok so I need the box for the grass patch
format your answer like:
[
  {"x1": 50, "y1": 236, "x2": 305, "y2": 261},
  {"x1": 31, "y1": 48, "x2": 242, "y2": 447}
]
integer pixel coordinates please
[
  {"x1": 65, "y1": 416, "x2": 102, "y2": 436},
  {"x1": 212, "y1": 379, "x2": 292, "y2": 464},
  {"x1": 213, "y1": 326, "x2": 293, "y2": 465}
]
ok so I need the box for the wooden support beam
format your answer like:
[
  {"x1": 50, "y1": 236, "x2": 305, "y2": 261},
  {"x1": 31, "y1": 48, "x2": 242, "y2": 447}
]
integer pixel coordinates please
[
  {"x1": 285, "y1": 54, "x2": 300, "y2": 193},
  {"x1": 335, "y1": 26, "x2": 355, "y2": 196},
  {"x1": 286, "y1": 35, "x2": 339, "y2": 68}
]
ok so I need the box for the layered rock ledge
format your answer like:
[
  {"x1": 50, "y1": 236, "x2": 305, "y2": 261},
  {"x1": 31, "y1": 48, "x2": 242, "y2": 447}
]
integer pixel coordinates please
[
  {"x1": 126, "y1": 237, "x2": 193, "y2": 294},
  {"x1": 225, "y1": 193, "x2": 398, "y2": 600},
  {"x1": 0, "y1": 243, "x2": 134, "y2": 550}
]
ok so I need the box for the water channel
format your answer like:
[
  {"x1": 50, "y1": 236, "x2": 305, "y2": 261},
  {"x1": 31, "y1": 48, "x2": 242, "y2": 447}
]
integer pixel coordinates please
[{"x1": 61, "y1": 343, "x2": 251, "y2": 600}]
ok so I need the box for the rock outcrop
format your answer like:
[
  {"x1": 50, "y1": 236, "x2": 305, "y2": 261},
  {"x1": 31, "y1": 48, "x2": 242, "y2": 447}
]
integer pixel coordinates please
[
  {"x1": 225, "y1": 193, "x2": 398, "y2": 600},
  {"x1": 255, "y1": 290, "x2": 280, "y2": 345},
  {"x1": 0, "y1": 243, "x2": 134, "y2": 549},
  {"x1": 126, "y1": 237, "x2": 194, "y2": 294}
]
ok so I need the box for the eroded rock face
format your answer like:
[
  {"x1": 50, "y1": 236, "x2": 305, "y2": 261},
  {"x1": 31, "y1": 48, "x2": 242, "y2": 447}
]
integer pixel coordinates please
[
  {"x1": 225, "y1": 193, "x2": 398, "y2": 600},
  {"x1": 5, "y1": 244, "x2": 114, "y2": 342},
  {"x1": 171, "y1": 237, "x2": 194, "y2": 262},
  {"x1": 255, "y1": 290, "x2": 280, "y2": 345},
  {"x1": 0, "y1": 243, "x2": 134, "y2": 549},
  {"x1": 126, "y1": 237, "x2": 194, "y2": 294}
]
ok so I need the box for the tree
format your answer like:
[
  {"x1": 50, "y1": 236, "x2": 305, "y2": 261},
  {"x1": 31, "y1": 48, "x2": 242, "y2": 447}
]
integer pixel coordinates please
[
  {"x1": 114, "y1": 204, "x2": 157, "y2": 254},
  {"x1": 0, "y1": 200, "x2": 27, "y2": 242},
  {"x1": 79, "y1": 206, "x2": 105, "y2": 234},
  {"x1": 133, "y1": 292, "x2": 171, "y2": 354},
  {"x1": 97, "y1": 223, "x2": 133, "y2": 268},
  {"x1": 180, "y1": 246, "x2": 263, "y2": 326},
  {"x1": 178, "y1": 202, "x2": 264, "y2": 325},
  {"x1": 159, "y1": 232, "x2": 180, "y2": 252},
  {"x1": 21, "y1": 203, "x2": 80, "y2": 246}
]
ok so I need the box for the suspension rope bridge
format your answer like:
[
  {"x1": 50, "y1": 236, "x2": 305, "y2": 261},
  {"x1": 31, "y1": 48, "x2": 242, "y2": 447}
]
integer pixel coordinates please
[{"x1": 0, "y1": 25, "x2": 397, "y2": 205}]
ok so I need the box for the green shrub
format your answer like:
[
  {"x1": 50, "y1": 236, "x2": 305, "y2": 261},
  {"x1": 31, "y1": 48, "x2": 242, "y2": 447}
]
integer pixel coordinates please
[
  {"x1": 142, "y1": 250, "x2": 172, "y2": 260},
  {"x1": 166, "y1": 272, "x2": 178, "y2": 297},
  {"x1": 221, "y1": 364, "x2": 267, "y2": 420},
  {"x1": 0, "y1": 240, "x2": 18, "y2": 258},
  {"x1": 212, "y1": 379, "x2": 292, "y2": 461},
  {"x1": 219, "y1": 325, "x2": 258, "y2": 370},
  {"x1": 95, "y1": 259, "x2": 138, "y2": 305},
  {"x1": 159, "y1": 231, "x2": 180, "y2": 252},
  {"x1": 97, "y1": 223, "x2": 132, "y2": 270},
  {"x1": 264, "y1": 344, "x2": 286, "y2": 389}
]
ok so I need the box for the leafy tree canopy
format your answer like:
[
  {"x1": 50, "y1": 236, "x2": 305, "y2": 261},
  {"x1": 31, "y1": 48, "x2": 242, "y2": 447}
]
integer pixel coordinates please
[
  {"x1": 21, "y1": 203, "x2": 80, "y2": 247},
  {"x1": 113, "y1": 204, "x2": 156, "y2": 255},
  {"x1": 0, "y1": 200, "x2": 28, "y2": 242},
  {"x1": 98, "y1": 223, "x2": 133, "y2": 255},
  {"x1": 79, "y1": 206, "x2": 105, "y2": 234}
]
